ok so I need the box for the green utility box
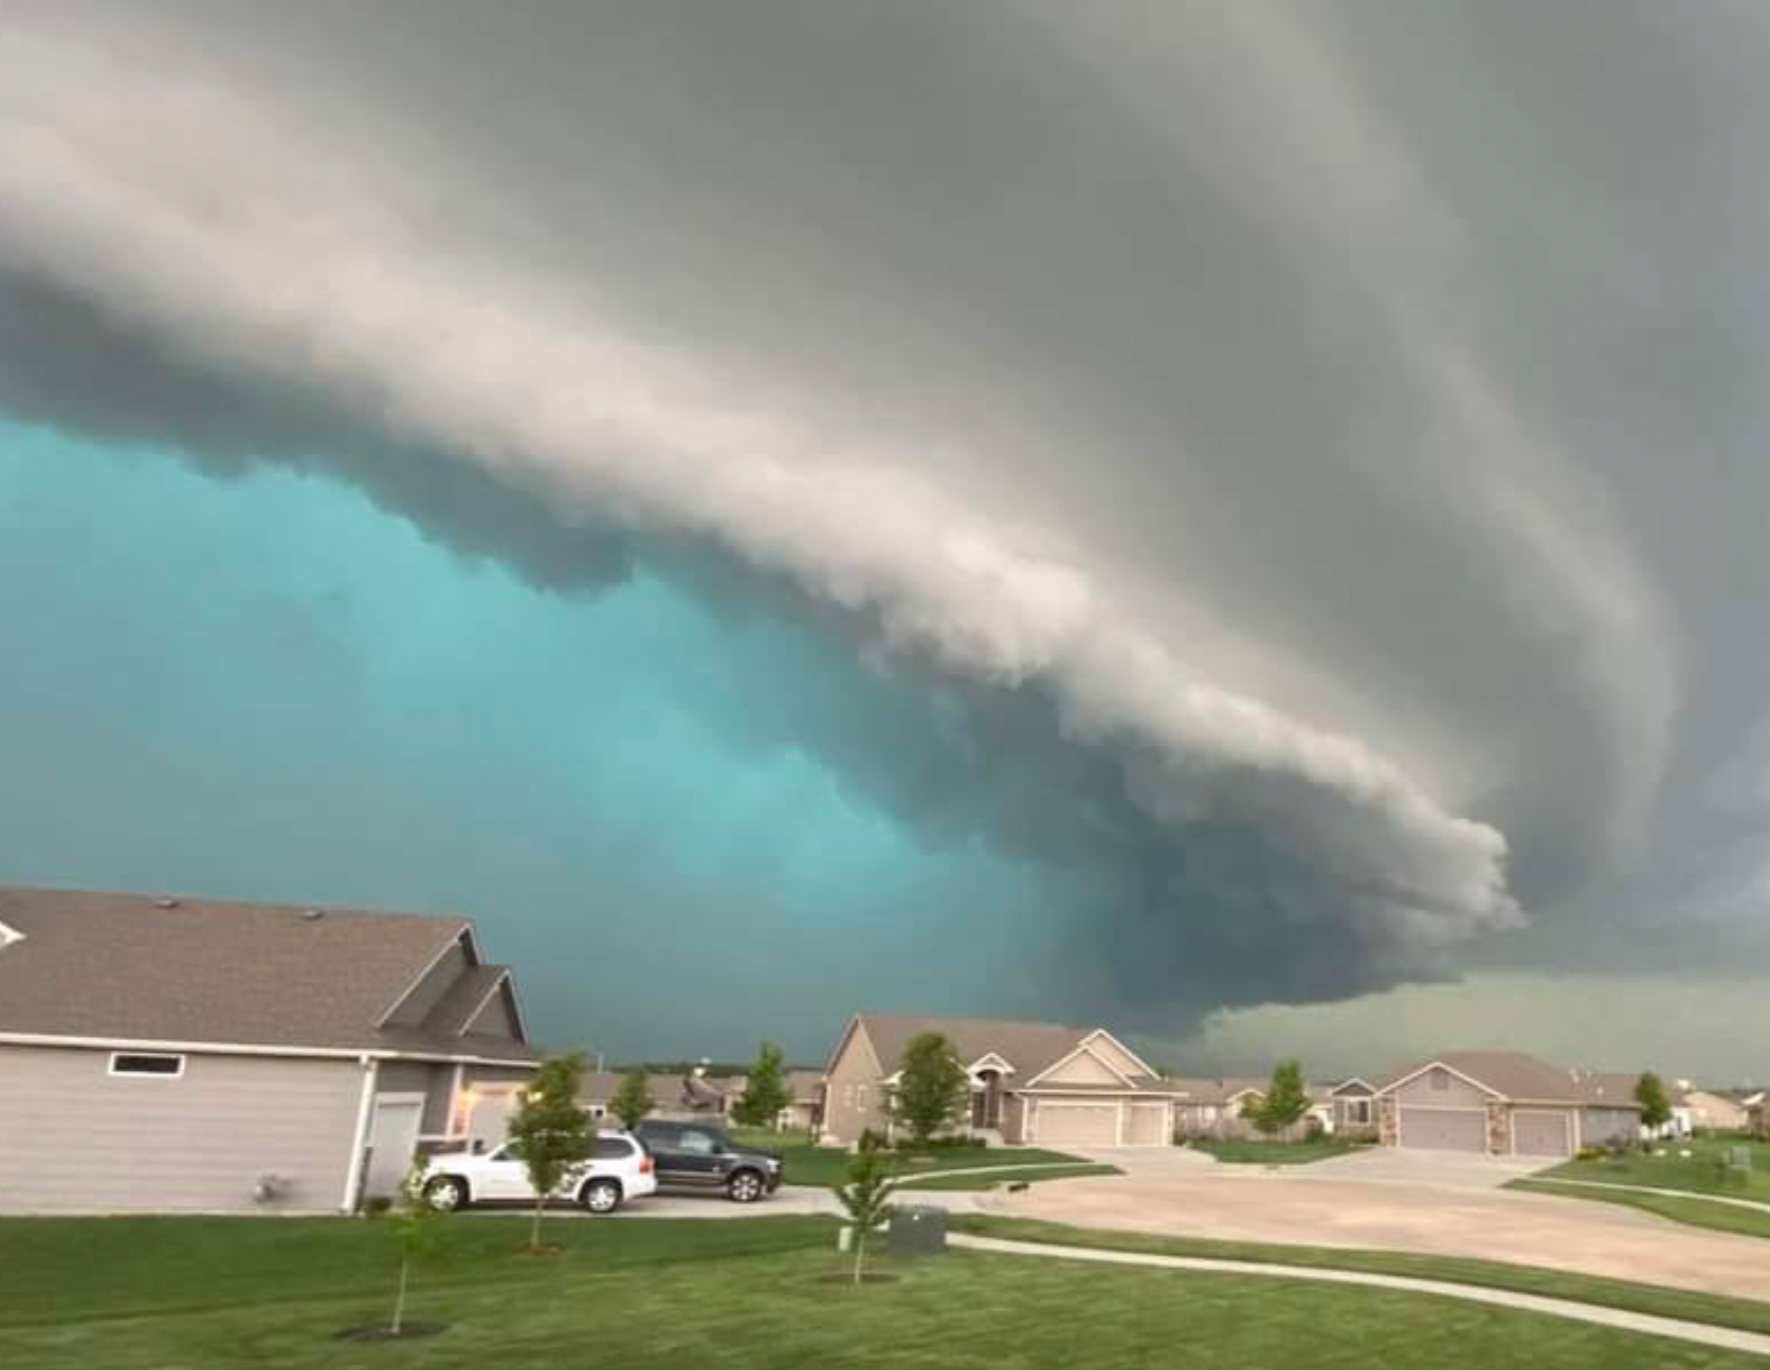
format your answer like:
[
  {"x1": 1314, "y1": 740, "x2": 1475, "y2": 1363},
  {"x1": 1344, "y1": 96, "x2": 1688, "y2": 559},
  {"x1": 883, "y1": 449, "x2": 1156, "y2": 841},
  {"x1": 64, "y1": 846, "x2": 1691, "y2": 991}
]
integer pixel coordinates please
[{"x1": 888, "y1": 1205, "x2": 948, "y2": 1256}]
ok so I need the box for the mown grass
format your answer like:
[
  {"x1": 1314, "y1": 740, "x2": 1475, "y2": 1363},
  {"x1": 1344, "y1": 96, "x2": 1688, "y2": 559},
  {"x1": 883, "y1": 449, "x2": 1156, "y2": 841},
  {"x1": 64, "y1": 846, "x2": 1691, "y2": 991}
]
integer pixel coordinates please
[
  {"x1": 1537, "y1": 1136, "x2": 1770, "y2": 1201},
  {"x1": 1184, "y1": 1136, "x2": 1373, "y2": 1165},
  {"x1": 727, "y1": 1127, "x2": 1093, "y2": 1188},
  {"x1": 1509, "y1": 1180, "x2": 1770, "y2": 1241},
  {"x1": 950, "y1": 1214, "x2": 1770, "y2": 1337},
  {"x1": 3, "y1": 1214, "x2": 1765, "y2": 1370}
]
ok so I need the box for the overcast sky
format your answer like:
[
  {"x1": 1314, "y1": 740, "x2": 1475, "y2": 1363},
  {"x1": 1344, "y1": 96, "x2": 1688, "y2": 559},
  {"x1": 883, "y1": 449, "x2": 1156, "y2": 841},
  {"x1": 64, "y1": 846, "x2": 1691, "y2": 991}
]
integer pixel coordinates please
[{"x1": 1, "y1": 2, "x2": 1767, "y2": 1078}]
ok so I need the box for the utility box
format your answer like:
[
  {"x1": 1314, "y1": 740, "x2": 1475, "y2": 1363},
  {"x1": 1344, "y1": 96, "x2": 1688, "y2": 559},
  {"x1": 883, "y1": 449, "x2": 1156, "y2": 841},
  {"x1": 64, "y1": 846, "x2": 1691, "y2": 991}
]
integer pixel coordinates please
[{"x1": 888, "y1": 1205, "x2": 948, "y2": 1257}]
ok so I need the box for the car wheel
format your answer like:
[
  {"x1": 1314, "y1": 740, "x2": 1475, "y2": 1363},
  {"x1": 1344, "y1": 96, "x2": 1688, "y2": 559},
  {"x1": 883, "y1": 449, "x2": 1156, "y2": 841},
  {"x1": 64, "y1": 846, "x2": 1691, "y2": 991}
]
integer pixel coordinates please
[
  {"x1": 727, "y1": 1169, "x2": 765, "y2": 1204},
  {"x1": 580, "y1": 1178, "x2": 622, "y2": 1214},
  {"x1": 423, "y1": 1176, "x2": 468, "y2": 1212}
]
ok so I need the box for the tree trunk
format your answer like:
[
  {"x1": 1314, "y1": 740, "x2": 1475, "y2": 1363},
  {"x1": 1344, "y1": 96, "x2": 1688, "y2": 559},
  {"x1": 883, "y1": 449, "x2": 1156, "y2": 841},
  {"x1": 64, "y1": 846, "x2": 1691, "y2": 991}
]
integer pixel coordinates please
[
  {"x1": 852, "y1": 1230, "x2": 865, "y2": 1286},
  {"x1": 530, "y1": 1191, "x2": 545, "y2": 1252},
  {"x1": 391, "y1": 1252, "x2": 409, "y2": 1335}
]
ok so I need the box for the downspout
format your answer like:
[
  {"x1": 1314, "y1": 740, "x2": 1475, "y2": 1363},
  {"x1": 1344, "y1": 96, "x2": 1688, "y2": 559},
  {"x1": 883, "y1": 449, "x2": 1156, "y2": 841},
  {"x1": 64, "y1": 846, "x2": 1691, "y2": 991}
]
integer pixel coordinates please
[{"x1": 341, "y1": 1054, "x2": 380, "y2": 1214}]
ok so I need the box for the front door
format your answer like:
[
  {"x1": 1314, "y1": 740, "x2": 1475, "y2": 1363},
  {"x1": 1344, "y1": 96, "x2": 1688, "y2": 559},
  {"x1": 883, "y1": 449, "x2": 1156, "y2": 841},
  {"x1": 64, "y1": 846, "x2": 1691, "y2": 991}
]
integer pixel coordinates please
[{"x1": 363, "y1": 1096, "x2": 422, "y2": 1199}]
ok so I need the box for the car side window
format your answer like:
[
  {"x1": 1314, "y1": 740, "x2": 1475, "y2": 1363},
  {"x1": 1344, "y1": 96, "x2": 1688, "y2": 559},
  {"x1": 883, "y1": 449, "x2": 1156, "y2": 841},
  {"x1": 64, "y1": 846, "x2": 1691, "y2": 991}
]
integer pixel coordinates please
[
  {"x1": 592, "y1": 1137, "x2": 631, "y2": 1160},
  {"x1": 678, "y1": 1129, "x2": 717, "y2": 1155}
]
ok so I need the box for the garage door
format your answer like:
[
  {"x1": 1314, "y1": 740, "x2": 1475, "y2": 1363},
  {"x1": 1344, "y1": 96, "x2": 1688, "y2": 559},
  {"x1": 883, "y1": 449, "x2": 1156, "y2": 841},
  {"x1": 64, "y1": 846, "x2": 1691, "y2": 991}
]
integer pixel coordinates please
[
  {"x1": 1398, "y1": 1107, "x2": 1486, "y2": 1152},
  {"x1": 1513, "y1": 1110, "x2": 1573, "y2": 1158},
  {"x1": 1036, "y1": 1103, "x2": 1119, "y2": 1146},
  {"x1": 1125, "y1": 1103, "x2": 1169, "y2": 1146}
]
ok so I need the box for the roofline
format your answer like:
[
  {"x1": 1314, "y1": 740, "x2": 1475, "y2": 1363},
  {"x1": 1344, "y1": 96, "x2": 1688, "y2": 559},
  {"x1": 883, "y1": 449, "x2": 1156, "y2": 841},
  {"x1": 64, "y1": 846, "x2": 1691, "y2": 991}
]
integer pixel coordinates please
[
  {"x1": 1015, "y1": 1085, "x2": 1184, "y2": 1097},
  {"x1": 967, "y1": 1051, "x2": 1017, "y2": 1075},
  {"x1": 1377, "y1": 1059, "x2": 1509, "y2": 1101},
  {"x1": 1078, "y1": 1027, "x2": 1163, "y2": 1080},
  {"x1": 0, "y1": 1029, "x2": 537, "y2": 1069},
  {"x1": 823, "y1": 1014, "x2": 865, "y2": 1078},
  {"x1": 1330, "y1": 1077, "x2": 1377, "y2": 1094},
  {"x1": 1024, "y1": 1038, "x2": 1137, "y2": 1090},
  {"x1": 459, "y1": 970, "x2": 527, "y2": 1042},
  {"x1": 0, "y1": 920, "x2": 23, "y2": 949},
  {"x1": 374, "y1": 922, "x2": 480, "y2": 1027}
]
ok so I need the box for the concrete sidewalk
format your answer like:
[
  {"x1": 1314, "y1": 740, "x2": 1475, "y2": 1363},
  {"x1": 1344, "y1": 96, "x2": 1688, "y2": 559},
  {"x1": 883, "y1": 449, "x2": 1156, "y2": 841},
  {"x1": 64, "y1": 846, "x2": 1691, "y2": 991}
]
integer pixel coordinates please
[{"x1": 951, "y1": 1232, "x2": 1770, "y2": 1360}]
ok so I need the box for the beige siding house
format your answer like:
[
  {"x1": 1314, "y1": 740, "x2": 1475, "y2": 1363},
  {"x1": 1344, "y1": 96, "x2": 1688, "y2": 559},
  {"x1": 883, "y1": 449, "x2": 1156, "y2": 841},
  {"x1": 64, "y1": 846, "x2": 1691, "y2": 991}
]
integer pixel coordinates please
[
  {"x1": 0, "y1": 887, "x2": 539, "y2": 1214},
  {"x1": 821, "y1": 1014, "x2": 1177, "y2": 1148},
  {"x1": 1677, "y1": 1088, "x2": 1750, "y2": 1133},
  {"x1": 1373, "y1": 1052, "x2": 1642, "y2": 1159}
]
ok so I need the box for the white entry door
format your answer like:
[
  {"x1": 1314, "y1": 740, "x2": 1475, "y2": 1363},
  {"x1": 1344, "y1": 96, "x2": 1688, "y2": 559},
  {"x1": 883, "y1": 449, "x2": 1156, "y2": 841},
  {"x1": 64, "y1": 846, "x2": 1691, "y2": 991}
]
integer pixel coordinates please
[{"x1": 363, "y1": 1095, "x2": 423, "y2": 1198}]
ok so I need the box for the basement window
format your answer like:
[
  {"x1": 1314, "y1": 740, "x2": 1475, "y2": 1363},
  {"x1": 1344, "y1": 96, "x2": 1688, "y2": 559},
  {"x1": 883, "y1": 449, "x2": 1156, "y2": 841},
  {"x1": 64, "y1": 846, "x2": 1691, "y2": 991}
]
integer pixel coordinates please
[{"x1": 109, "y1": 1052, "x2": 186, "y2": 1078}]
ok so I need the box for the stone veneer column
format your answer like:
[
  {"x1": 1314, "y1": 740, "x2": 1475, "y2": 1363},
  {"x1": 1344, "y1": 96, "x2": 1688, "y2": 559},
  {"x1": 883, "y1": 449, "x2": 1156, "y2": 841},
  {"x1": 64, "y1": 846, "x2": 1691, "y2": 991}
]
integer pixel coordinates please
[
  {"x1": 1378, "y1": 1095, "x2": 1399, "y2": 1146},
  {"x1": 1486, "y1": 1101, "x2": 1509, "y2": 1155}
]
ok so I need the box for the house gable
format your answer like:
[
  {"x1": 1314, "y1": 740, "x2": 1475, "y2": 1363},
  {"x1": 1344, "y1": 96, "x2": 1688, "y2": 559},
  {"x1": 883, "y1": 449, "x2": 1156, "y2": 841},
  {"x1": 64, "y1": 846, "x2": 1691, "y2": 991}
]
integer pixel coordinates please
[
  {"x1": 1076, "y1": 1029, "x2": 1159, "y2": 1080},
  {"x1": 462, "y1": 975, "x2": 525, "y2": 1042},
  {"x1": 1029, "y1": 1043, "x2": 1134, "y2": 1089}
]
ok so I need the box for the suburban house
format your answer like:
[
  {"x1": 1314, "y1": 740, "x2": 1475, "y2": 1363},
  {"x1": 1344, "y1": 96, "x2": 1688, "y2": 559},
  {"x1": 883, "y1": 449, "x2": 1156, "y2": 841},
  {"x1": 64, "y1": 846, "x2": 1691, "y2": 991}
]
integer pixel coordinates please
[
  {"x1": 1675, "y1": 1084, "x2": 1750, "y2": 1133},
  {"x1": 822, "y1": 1013, "x2": 1178, "y2": 1148},
  {"x1": 0, "y1": 886, "x2": 539, "y2": 1214},
  {"x1": 1372, "y1": 1051, "x2": 1642, "y2": 1159},
  {"x1": 1746, "y1": 1092, "x2": 1769, "y2": 1138},
  {"x1": 1168, "y1": 1075, "x2": 1339, "y2": 1140},
  {"x1": 1328, "y1": 1078, "x2": 1380, "y2": 1138},
  {"x1": 1168, "y1": 1077, "x2": 1270, "y2": 1139},
  {"x1": 581, "y1": 1069, "x2": 734, "y2": 1122},
  {"x1": 778, "y1": 1069, "x2": 825, "y2": 1132}
]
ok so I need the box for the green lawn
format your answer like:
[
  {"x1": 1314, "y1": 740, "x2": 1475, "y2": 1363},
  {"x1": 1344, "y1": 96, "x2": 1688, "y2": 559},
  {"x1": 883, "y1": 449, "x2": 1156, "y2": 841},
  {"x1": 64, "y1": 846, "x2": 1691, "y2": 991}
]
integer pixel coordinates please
[
  {"x1": 729, "y1": 1127, "x2": 1097, "y2": 1188},
  {"x1": 1186, "y1": 1136, "x2": 1372, "y2": 1164},
  {"x1": 2, "y1": 1215, "x2": 1765, "y2": 1370},
  {"x1": 952, "y1": 1214, "x2": 1770, "y2": 1338},
  {"x1": 1536, "y1": 1136, "x2": 1770, "y2": 1201},
  {"x1": 1510, "y1": 1180, "x2": 1770, "y2": 1241}
]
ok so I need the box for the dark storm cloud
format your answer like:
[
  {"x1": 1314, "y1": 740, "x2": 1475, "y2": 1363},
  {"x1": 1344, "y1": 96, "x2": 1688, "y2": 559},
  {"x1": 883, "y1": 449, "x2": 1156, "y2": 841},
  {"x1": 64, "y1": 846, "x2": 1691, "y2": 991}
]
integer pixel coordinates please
[{"x1": 1, "y1": 0, "x2": 1767, "y2": 1027}]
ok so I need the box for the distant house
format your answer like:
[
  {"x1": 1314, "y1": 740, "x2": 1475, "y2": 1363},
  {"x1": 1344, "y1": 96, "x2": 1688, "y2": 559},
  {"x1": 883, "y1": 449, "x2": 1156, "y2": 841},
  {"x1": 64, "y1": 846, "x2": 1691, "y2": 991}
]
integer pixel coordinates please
[
  {"x1": 1745, "y1": 1092, "x2": 1768, "y2": 1139},
  {"x1": 1676, "y1": 1086, "x2": 1750, "y2": 1133},
  {"x1": 1168, "y1": 1076, "x2": 1339, "y2": 1141},
  {"x1": 1372, "y1": 1052, "x2": 1641, "y2": 1159},
  {"x1": 1328, "y1": 1078, "x2": 1380, "y2": 1138},
  {"x1": 0, "y1": 887, "x2": 539, "y2": 1214},
  {"x1": 778, "y1": 1069, "x2": 825, "y2": 1132},
  {"x1": 1168, "y1": 1077, "x2": 1270, "y2": 1140},
  {"x1": 823, "y1": 1014, "x2": 1178, "y2": 1148},
  {"x1": 581, "y1": 1069, "x2": 734, "y2": 1122}
]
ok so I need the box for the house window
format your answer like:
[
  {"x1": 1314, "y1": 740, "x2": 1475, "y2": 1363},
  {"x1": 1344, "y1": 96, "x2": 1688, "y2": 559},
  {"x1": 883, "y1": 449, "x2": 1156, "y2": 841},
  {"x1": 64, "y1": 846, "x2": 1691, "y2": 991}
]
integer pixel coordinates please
[
  {"x1": 109, "y1": 1052, "x2": 185, "y2": 1078},
  {"x1": 1346, "y1": 1099, "x2": 1372, "y2": 1125}
]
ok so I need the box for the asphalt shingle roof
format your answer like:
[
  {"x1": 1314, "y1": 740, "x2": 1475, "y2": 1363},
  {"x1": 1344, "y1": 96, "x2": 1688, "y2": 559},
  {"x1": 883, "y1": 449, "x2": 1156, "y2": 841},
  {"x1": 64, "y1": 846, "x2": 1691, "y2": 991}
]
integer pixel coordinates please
[{"x1": 0, "y1": 886, "x2": 536, "y2": 1061}]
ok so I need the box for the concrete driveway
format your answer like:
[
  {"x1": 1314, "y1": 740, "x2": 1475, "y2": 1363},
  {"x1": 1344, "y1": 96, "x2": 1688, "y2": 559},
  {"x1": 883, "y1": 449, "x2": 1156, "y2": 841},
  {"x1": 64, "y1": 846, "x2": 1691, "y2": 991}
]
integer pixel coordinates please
[{"x1": 988, "y1": 1155, "x2": 1770, "y2": 1301}]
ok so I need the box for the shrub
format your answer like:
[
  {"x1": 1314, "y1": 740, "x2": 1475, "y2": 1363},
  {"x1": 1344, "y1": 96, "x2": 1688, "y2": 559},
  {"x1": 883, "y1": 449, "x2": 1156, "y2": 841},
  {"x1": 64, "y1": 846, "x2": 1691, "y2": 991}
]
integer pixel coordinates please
[{"x1": 1575, "y1": 1145, "x2": 1605, "y2": 1161}]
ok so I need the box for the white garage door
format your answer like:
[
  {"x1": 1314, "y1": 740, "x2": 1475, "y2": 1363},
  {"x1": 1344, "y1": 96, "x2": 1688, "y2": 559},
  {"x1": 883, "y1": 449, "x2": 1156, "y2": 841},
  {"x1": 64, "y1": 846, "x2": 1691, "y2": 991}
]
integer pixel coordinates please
[
  {"x1": 1125, "y1": 1103, "x2": 1169, "y2": 1146},
  {"x1": 1513, "y1": 1110, "x2": 1574, "y2": 1158},
  {"x1": 1036, "y1": 1103, "x2": 1119, "y2": 1146},
  {"x1": 1398, "y1": 1107, "x2": 1486, "y2": 1152}
]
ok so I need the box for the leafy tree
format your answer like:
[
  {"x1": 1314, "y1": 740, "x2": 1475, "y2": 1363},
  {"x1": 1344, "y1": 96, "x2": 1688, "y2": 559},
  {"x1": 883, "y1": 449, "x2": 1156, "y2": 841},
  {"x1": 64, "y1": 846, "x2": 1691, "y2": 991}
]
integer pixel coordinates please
[
  {"x1": 733, "y1": 1041, "x2": 792, "y2": 1129},
  {"x1": 609, "y1": 1067, "x2": 655, "y2": 1130},
  {"x1": 1635, "y1": 1072, "x2": 1673, "y2": 1133},
  {"x1": 386, "y1": 1161, "x2": 447, "y2": 1335},
  {"x1": 506, "y1": 1052, "x2": 594, "y2": 1252},
  {"x1": 1243, "y1": 1059, "x2": 1311, "y2": 1139},
  {"x1": 890, "y1": 1032, "x2": 972, "y2": 1147},
  {"x1": 834, "y1": 1146, "x2": 897, "y2": 1285}
]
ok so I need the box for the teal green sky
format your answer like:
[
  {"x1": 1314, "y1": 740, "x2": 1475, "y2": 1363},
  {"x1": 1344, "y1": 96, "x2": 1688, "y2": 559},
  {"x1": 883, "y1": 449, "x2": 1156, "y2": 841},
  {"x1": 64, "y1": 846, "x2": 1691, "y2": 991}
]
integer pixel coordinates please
[
  {"x1": 0, "y1": 419, "x2": 1088, "y2": 1059},
  {"x1": 4, "y1": 3, "x2": 1769, "y2": 1082}
]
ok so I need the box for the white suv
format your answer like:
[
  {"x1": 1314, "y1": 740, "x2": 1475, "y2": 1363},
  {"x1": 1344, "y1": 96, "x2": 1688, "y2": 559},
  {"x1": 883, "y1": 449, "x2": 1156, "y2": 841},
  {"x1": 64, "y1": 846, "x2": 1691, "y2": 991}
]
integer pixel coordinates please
[{"x1": 419, "y1": 1132, "x2": 657, "y2": 1214}]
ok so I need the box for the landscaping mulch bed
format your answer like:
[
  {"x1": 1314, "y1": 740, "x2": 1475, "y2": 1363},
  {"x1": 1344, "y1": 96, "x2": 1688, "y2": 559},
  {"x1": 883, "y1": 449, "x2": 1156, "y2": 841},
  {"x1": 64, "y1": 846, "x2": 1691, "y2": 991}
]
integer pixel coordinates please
[{"x1": 334, "y1": 1322, "x2": 448, "y2": 1342}]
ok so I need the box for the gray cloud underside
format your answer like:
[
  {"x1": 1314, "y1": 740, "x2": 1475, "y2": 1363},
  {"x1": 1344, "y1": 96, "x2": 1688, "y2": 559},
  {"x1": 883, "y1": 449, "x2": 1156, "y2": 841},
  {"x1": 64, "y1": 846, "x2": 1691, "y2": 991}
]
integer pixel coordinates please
[{"x1": 3, "y1": 1, "x2": 1769, "y2": 1018}]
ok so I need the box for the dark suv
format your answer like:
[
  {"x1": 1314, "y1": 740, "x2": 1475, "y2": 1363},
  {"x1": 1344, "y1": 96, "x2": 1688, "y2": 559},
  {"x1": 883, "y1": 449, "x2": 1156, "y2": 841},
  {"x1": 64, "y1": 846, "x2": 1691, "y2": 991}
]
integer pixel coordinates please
[{"x1": 632, "y1": 1120, "x2": 784, "y2": 1203}]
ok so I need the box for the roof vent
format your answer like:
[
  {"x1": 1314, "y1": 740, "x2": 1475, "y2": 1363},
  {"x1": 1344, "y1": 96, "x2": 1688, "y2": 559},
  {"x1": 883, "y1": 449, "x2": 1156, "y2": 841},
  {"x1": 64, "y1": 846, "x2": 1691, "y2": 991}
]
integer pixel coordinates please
[
  {"x1": 153, "y1": 897, "x2": 180, "y2": 910},
  {"x1": 299, "y1": 908, "x2": 325, "y2": 921}
]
